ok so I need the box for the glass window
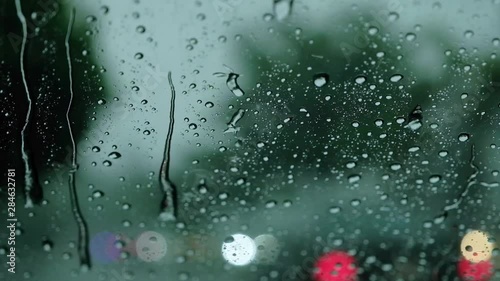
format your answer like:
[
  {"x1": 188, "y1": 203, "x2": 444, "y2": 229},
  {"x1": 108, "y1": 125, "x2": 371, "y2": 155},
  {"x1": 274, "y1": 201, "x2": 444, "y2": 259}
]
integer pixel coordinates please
[{"x1": 1, "y1": 0, "x2": 499, "y2": 280}]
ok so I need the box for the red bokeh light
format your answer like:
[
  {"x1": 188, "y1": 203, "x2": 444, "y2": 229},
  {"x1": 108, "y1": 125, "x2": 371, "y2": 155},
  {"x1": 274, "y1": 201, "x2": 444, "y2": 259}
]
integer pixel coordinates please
[
  {"x1": 457, "y1": 257, "x2": 494, "y2": 281},
  {"x1": 313, "y1": 251, "x2": 358, "y2": 281}
]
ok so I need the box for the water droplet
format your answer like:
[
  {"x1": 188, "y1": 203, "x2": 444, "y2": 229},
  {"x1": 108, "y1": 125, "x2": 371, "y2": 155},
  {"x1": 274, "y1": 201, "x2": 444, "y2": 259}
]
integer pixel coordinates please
[
  {"x1": 42, "y1": 240, "x2": 53, "y2": 252},
  {"x1": 205, "y1": 102, "x2": 214, "y2": 108},
  {"x1": 313, "y1": 73, "x2": 329, "y2": 88},
  {"x1": 355, "y1": 75, "x2": 367, "y2": 85},
  {"x1": 92, "y1": 146, "x2": 101, "y2": 152},
  {"x1": 62, "y1": 252, "x2": 72, "y2": 260},
  {"x1": 236, "y1": 178, "x2": 246, "y2": 185},
  {"x1": 143, "y1": 130, "x2": 151, "y2": 135},
  {"x1": 388, "y1": 12, "x2": 399, "y2": 21},
  {"x1": 348, "y1": 174, "x2": 361, "y2": 183},
  {"x1": 346, "y1": 161, "x2": 356, "y2": 169},
  {"x1": 92, "y1": 190, "x2": 104, "y2": 198},
  {"x1": 406, "y1": 33, "x2": 416, "y2": 41},
  {"x1": 429, "y1": 175, "x2": 441, "y2": 183},
  {"x1": 464, "y1": 30, "x2": 474, "y2": 39},
  {"x1": 108, "y1": 152, "x2": 121, "y2": 159},
  {"x1": 423, "y1": 221, "x2": 433, "y2": 228},
  {"x1": 136, "y1": 25, "x2": 146, "y2": 33},
  {"x1": 198, "y1": 184, "x2": 208, "y2": 194},
  {"x1": 97, "y1": 98, "x2": 106, "y2": 105},
  {"x1": 103, "y1": 160, "x2": 112, "y2": 167},
  {"x1": 263, "y1": 13, "x2": 274, "y2": 21},
  {"x1": 368, "y1": 26, "x2": 379, "y2": 35},
  {"x1": 273, "y1": 0, "x2": 293, "y2": 21},
  {"x1": 405, "y1": 105, "x2": 423, "y2": 131},
  {"x1": 218, "y1": 35, "x2": 227, "y2": 43},
  {"x1": 196, "y1": 13, "x2": 206, "y2": 21},
  {"x1": 374, "y1": 119, "x2": 383, "y2": 127},
  {"x1": 86, "y1": 15, "x2": 97, "y2": 23},
  {"x1": 438, "y1": 150, "x2": 448, "y2": 157},
  {"x1": 390, "y1": 74, "x2": 403, "y2": 82},
  {"x1": 225, "y1": 109, "x2": 245, "y2": 133},
  {"x1": 458, "y1": 133, "x2": 470, "y2": 142},
  {"x1": 329, "y1": 206, "x2": 341, "y2": 214},
  {"x1": 226, "y1": 73, "x2": 245, "y2": 97},
  {"x1": 350, "y1": 199, "x2": 361, "y2": 207},
  {"x1": 266, "y1": 200, "x2": 277, "y2": 208},
  {"x1": 433, "y1": 212, "x2": 447, "y2": 224},
  {"x1": 406, "y1": 120, "x2": 422, "y2": 131},
  {"x1": 219, "y1": 192, "x2": 229, "y2": 199},
  {"x1": 189, "y1": 123, "x2": 198, "y2": 130},
  {"x1": 390, "y1": 163, "x2": 402, "y2": 171},
  {"x1": 134, "y1": 52, "x2": 144, "y2": 60}
]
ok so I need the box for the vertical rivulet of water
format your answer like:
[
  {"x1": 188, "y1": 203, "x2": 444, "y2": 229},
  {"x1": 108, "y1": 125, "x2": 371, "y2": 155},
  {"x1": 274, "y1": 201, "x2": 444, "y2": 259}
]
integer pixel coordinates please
[
  {"x1": 159, "y1": 71, "x2": 178, "y2": 221},
  {"x1": 15, "y1": 0, "x2": 43, "y2": 207},
  {"x1": 65, "y1": 8, "x2": 91, "y2": 269}
]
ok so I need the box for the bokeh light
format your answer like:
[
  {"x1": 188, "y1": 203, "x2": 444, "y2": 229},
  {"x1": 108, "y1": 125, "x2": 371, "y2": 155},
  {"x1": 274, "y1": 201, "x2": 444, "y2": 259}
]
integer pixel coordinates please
[
  {"x1": 221, "y1": 234, "x2": 256, "y2": 266},
  {"x1": 254, "y1": 234, "x2": 280, "y2": 264},
  {"x1": 135, "y1": 231, "x2": 167, "y2": 262},
  {"x1": 460, "y1": 230, "x2": 495, "y2": 263},
  {"x1": 89, "y1": 231, "x2": 121, "y2": 264}
]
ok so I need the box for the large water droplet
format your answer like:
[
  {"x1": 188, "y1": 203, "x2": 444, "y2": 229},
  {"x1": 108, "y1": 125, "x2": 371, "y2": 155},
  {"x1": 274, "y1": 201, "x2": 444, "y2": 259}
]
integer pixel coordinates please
[
  {"x1": 136, "y1": 25, "x2": 146, "y2": 33},
  {"x1": 429, "y1": 175, "x2": 441, "y2": 183},
  {"x1": 108, "y1": 152, "x2": 121, "y2": 159},
  {"x1": 329, "y1": 206, "x2": 342, "y2": 214},
  {"x1": 388, "y1": 12, "x2": 399, "y2": 21},
  {"x1": 355, "y1": 75, "x2": 367, "y2": 85},
  {"x1": 92, "y1": 190, "x2": 104, "y2": 198},
  {"x1": 464, "y1": 30, "x2": 474, "y2": 39},
  {"x1": 225, "y1": 109, "x2": 245, "y2": 133},
  {"x1": 406, "y1": 33, "x2": 416, "y2": 41},
  {"x1": 368, "y1": 26, "x2": 379, "y2": 35},
  {"x1": 405, "y1": 105, "x2": 423, "y2": 131},
  {"x1": 313, "y1": 73, "x2": 329, "y2": 88},
  {"x1": 350, "y1": 199, "x2": 361, "y2": 207},
  {"x1": 348, "y1": 174, "x2": 361, "y2": 183},
  {"x1": 42, "y1": 240, "x2": 53, "y2": 252},
  {"x1": 390, "y1": 74, "x2": 403, "y2": 82},
  {"x1": 226, "y1": 73, "x2": 245, "y2": 97},
  {"x1": 458, "y1": 133, "x2": 470, "y2": 142},
  {"x1": 273, "y1": 0, "x2": 293, "y2": 21}
]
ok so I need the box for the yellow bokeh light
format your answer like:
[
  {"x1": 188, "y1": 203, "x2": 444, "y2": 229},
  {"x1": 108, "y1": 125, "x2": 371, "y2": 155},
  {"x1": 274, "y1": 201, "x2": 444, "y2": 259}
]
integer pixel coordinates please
[{"x1": 460, "y1": 230, "x2": 495, "y2": 263}]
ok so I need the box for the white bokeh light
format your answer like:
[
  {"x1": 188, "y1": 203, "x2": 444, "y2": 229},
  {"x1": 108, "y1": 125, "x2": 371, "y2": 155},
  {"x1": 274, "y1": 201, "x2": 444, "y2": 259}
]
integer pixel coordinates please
[
  {"x1": 135, "y1": 231, "x2": 167, "y2": 262},
  {"x1": 254, "y1": 234, "x2": 280, "y2": 264},
  {"x1": 221, "y1": 234, "x2": 256, "y2": 266}
]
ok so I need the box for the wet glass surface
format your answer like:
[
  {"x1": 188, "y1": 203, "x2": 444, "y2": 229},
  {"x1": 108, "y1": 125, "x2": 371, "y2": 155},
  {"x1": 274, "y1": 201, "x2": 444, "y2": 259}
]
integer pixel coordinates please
[{"x1": 1, "y1": 0, "x2": 500, "y2": 280}]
